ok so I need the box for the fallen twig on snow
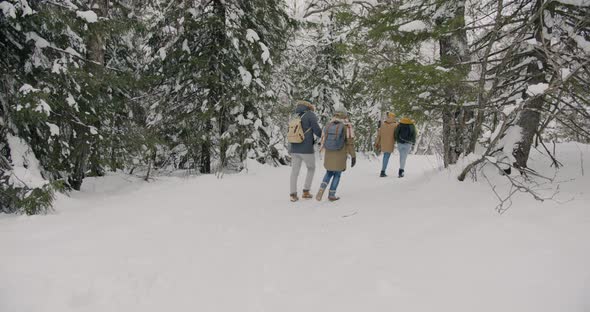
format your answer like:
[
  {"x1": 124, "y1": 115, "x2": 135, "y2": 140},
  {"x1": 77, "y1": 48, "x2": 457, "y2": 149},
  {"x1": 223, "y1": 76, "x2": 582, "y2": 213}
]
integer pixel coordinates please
[{"x1": 342, "y1": 211, "x2": 358, "y2": 218}]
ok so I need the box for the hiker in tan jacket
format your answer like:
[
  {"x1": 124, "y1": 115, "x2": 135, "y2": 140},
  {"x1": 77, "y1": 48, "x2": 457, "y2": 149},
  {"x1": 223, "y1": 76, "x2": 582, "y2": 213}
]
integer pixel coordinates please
[
  {"x1": 375, "y1": 112, "x2": 398, "y2": 177},
  {"x1": 316, "y1": 109, "x2": 356, "y2": 202}
]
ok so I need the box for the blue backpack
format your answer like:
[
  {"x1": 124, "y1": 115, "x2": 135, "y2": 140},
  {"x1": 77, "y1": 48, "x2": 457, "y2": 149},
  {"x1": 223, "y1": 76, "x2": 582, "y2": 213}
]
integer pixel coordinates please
[{"x1": 323, "y1": 122, "x2": 346, "y2": 151}]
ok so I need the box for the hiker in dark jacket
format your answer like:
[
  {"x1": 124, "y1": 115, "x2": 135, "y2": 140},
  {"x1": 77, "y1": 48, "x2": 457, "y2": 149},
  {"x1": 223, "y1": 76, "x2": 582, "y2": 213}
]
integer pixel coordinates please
[
  {"x1": 394, "y1": 117, "x2": 417, "y2": 178},
  {"x1": 289, "y1": 100, "x2": 322, "y2": 202},
  {"x1": 316, "y1": 109, "x2": 356, "y2": 202}
]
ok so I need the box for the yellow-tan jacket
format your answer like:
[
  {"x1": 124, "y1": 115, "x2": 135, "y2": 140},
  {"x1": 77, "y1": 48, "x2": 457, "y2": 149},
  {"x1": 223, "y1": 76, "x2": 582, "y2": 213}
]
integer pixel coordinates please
[{"x1": 375, "y1": 116, "x2": 397, "y2": 153}]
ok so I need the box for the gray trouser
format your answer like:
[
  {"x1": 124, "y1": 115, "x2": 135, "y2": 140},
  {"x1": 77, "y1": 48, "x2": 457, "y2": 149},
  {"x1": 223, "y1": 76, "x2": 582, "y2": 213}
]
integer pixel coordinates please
[{"x1": 290, "y1": 153, "x2": 316, "y2": 194}]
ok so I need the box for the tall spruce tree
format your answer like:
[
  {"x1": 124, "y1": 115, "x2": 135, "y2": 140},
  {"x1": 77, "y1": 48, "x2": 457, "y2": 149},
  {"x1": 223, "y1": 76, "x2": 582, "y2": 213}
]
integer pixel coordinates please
[
  {"x1": 357, "y1": 0, "x2": 470, "y2": 160},
  {"x1": 1, "y1": 0, "x2": 140, "y2": 213},
  {"x1": 148, "y1": 0, "x2": 293, "y2": 174}
]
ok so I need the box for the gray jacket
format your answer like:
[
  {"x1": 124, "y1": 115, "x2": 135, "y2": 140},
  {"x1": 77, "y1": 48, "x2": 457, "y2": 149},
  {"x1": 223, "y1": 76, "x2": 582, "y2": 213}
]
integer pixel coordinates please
[{"x1": 289, "y1": 104, "x2": 322, "y2": 154}]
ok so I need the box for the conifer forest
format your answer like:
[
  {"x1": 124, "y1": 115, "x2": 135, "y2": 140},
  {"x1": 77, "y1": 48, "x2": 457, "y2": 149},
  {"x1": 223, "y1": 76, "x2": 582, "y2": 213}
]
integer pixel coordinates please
[{"x1": 1, "y1": 0, "x2": 589, "y2": 213}]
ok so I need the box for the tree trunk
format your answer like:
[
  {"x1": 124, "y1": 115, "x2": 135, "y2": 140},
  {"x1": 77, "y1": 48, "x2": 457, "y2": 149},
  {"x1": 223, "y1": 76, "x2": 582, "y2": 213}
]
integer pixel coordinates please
[
  {"x1": 513, "y1": 0, "x2": 548, "y2": 169},
  {"x1": 0, "y1": 81, "x2": 11, "y2": 174},
  {"x1": 70, "y1": 0, "x2": 107, "y2": 189},
  {"x1": 200, "y1": 134, "x2": 212, "y2": 174},
  {"x1": 69, "y1": 132, "x2": 89, "y2": 190},
  {"x1": 212, "y1": 0, "x2": 228, "y2": 172},
  {"x1": 513, "y1": 92, "x2": 544, "y2": 169},
  {"x1": 438, "y1": 0, "x2": 472, "y2": 167},
  {"x1": 87, "y1": 0, "x2": 106, "y2": 65}
]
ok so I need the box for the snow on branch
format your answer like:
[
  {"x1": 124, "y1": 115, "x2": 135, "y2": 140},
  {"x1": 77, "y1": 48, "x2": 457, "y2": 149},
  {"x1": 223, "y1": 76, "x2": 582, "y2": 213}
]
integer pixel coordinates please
[
  {"x1": 303, "y1": 1, "x2": 375, "y2": 18},
  {"x1": 76, "y1": 10, "x2": 98, "y2": 23}
]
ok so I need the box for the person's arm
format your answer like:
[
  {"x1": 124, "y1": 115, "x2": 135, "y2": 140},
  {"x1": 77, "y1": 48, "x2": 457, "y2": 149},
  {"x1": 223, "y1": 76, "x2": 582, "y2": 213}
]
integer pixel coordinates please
[
  {"x1": 346, "y1": 132, "x2": 356, "y2": 158},
  {"x1": 391, "y1": 124, "x2": 397, "y2": 148},
  {"x1": 347, "y1": 135, "x2": 357, "y2": 167},
  {"x1": 411, "y1": 124, "x2": 417, "y2": 143},
  {"x1": 308, "y1": 113, "x2": 323, "y2": 138},
  {"x1": 375, "y1": 129, "x2": 381, "y2": 150},
  {"x1": 394, "y1": 124, "x2": 400, "y2": 143}
]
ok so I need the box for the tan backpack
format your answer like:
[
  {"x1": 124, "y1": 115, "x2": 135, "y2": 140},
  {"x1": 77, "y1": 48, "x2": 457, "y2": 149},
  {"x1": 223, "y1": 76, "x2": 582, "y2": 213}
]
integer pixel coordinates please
[{"x1": 287, "y1": 112, "x2": 310, "y2": 143}]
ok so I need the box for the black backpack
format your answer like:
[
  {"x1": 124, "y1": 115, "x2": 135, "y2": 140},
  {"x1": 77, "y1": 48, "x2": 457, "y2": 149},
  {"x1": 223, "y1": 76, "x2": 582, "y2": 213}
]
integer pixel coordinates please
[{"x1": 397, "y1": 124, "x2": 413, "y2": 143}]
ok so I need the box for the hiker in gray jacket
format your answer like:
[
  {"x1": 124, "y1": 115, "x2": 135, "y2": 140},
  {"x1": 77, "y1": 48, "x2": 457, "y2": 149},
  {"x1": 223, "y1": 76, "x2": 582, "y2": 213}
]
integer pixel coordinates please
[{"x1": 289, "y1": 100, "x2": 322, "y2": 202}]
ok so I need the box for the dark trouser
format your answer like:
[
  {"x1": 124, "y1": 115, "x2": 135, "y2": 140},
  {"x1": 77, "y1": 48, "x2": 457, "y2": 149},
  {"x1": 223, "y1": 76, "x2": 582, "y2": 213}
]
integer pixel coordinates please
[
  {"x1": 381, "y1": 152, "x2": 391, "y2": 172},
  {"x1": 320, "y1": 170, "x2": 342, "y2": 197}
]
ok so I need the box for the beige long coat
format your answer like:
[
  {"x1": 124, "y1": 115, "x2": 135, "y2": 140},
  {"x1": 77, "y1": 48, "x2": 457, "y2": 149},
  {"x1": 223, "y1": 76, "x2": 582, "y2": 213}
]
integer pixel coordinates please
[
  {"x1": 323, "y1": 121, "x2": 356, "y2": 172},
  {"x1": 375, "y1": 116, "x2": 397, "y2": 153}
]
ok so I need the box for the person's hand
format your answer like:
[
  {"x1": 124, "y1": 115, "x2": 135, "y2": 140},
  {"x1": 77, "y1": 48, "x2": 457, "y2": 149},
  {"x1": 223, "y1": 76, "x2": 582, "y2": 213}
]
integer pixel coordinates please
[
  {"x1": 351, "y1": 157, "x2": 356, "y2": 168},
  {"x1": 374, "y1": 143, "x2": 380, "y2": 150}
]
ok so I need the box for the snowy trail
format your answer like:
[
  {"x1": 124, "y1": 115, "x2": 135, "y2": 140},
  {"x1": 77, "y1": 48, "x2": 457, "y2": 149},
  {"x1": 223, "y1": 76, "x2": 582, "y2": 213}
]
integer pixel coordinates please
[{"x1": 2, "y1": 145, "x2": 590, "y2": 312}]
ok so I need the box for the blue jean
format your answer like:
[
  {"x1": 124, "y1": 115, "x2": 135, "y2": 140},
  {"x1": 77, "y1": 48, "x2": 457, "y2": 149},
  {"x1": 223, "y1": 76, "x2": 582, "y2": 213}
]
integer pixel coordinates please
[
  {"x1": 397, "y1": 143, "x2": 412, "y2": 170},
  {"x1": 321, "y1": 171, "x2": 342, "y2": 196},
  {"x1": 381, "y1": 152, "x2": 391, "y2": 172}
]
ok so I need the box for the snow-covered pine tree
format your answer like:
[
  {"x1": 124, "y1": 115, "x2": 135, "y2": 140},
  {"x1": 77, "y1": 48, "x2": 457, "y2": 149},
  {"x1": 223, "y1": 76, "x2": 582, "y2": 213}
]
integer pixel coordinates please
[
  {"x1": 306, "y1": 16, "x2": 347, "y2": 120},
  {"x1": 357, "y1": 0, "x2": 589, "y2": 172},
  {"x1": 148, "y1": 0, "x2": 293, "y2": 174},
  {"x1": 277, "y1": 0, "x2": 381, "y2": 151},
  {"x1": 352, "y1": 0, "x2": 465, "y2": 156},
  {"x1": 91, "y1": 0, "x2": 152, "y2": 174},
  {"x1": 284, "y1": 3, "x2": 349, "y2": 123},
  {"x1": 1, "y1": 0, "x2": 141, "y2": 213}
]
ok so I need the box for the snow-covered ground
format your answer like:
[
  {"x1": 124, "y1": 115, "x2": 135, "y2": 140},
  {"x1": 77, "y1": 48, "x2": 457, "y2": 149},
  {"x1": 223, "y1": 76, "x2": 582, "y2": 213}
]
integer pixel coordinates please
[{"x1": 1, "y1": 143, "x2": 589, "y2": 312}]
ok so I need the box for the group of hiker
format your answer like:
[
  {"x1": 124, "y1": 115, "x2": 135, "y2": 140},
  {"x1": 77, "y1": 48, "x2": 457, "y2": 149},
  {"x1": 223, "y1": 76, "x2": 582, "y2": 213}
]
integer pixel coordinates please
[{"x1": 288, "y1": 100, "x2": 417, "y2": 202}]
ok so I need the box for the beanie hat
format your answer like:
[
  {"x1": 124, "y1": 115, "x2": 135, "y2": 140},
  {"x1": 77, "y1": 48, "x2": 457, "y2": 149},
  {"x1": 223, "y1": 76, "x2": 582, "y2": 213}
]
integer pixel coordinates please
[
  {"x1": 334, "y1": 108, "x2": 348, "y2": 119},
  {"x1": 296, "y1": 100, "x2": 315, "y2": 111}
]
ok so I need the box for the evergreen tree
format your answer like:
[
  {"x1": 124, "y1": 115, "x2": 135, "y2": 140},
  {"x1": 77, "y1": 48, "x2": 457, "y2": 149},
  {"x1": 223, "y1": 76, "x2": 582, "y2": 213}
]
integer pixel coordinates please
[
  {"x1": 148, "y1": 0, "x2": 293, "y2": 174},
  {"x1": 360, "y1": 0, "x2": 590, "y2": 173},
  {"x1": 1, "y1": 0, "x2": 141, "y2": 213}
]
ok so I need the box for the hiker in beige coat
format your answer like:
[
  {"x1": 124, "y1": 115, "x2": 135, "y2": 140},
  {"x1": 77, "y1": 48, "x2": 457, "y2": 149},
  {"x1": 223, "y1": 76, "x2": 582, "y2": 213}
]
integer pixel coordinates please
[
  {"x1": 316, "y1": 110, "x2": 356, "y2": 202},
  {"x1": 324, "y1": 133, "x2": 356, "y2": 172},
  {"x1": 374, "y1": 112, "x2": 398, "y2": 177}
]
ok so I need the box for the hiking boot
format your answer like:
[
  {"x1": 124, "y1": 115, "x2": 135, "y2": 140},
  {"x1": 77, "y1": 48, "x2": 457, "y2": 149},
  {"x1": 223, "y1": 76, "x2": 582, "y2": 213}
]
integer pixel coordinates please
[
  {"x1": 316, "y1": 183, "x2": 327, "y2": 201},
  {"x1": 380, "y1": 171, "x2": 387, "y2": 177},
  {"x1": 302, "y1": 190, "x2": 313, "y2": 199},
  {"x1": 398, "y1": 169, "x2": 405, "y2": 178},
  {"x1": 290, "y1": 193, "x2": 299, "y2": 202},
  {"x1": 328, "y1": 190, "x2": 339, "y2": 201}
]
